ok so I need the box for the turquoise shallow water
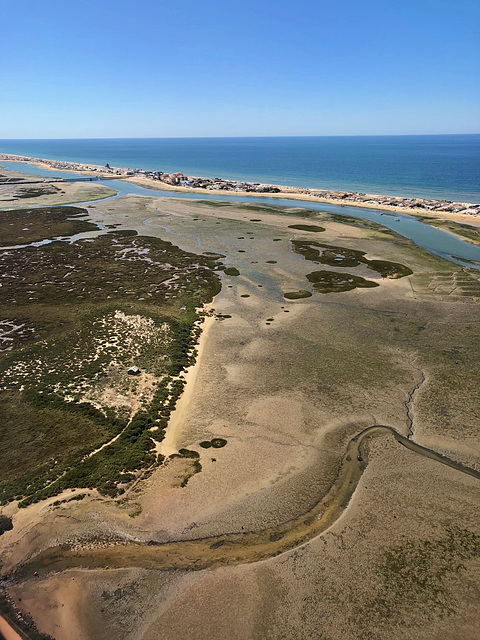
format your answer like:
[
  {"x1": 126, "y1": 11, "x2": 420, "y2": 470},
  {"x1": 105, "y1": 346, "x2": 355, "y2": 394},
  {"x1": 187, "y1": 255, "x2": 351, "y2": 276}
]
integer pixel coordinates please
[
  {"x1": 1, "y1": 135, "x2": 479, "y2": 202},
  {"x1": 2, "y1": 160, "x2": 480, "y2": 269}
]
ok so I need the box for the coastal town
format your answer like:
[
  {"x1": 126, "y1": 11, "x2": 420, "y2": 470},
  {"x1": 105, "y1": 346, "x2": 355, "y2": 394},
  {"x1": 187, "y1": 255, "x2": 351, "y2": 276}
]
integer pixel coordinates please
[{"x1": 1, "y1": 153, "x2": 479, "y2": 217}]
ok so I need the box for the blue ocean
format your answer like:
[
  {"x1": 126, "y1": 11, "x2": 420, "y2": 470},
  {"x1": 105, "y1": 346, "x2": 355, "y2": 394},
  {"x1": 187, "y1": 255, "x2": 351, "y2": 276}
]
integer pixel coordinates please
[{"x1": 1, "y1": 135, "x2": 479, "y2": 202}]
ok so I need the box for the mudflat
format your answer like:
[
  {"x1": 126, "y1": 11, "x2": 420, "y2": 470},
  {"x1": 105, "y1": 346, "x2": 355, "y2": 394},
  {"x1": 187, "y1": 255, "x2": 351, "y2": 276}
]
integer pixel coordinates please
[{"x1": 1, "y1": 190, "x2": 479, "y2": 640}]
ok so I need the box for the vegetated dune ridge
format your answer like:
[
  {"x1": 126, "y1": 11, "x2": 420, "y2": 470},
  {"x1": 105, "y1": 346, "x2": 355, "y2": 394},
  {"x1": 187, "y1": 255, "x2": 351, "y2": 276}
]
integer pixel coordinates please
[{"x1": 1, "y1": 191, "x2": 480, "y2": 640}]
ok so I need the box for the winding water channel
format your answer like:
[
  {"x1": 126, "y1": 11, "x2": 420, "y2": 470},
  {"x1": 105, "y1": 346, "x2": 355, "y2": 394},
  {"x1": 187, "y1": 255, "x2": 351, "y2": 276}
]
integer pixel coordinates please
[
  {"x1": 3, "y1": 161, "x2": 480, "y2": 577},
  {"x1": 3, "y1": 160, "x2": 480, "y2": 269},
  {"x1": 17, "y1": 425, "x2": 480, "y2": 578}
]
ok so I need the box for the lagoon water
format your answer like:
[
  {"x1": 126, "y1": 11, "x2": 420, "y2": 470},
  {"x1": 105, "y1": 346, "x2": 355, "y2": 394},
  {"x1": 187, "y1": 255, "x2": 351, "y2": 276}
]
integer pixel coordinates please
[
  {"x1": 1, "y1": 135, "x2": 479, "y2": 202},
  {"x1": 3, "y1": 159, "x2": 480, "y2": 270}
]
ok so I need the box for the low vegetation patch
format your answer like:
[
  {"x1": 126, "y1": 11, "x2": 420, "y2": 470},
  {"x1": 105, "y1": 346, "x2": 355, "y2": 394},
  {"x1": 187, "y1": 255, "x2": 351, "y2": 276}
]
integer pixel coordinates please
[
  {"x1": 199, "y1": 438, "x2": 227, "y2": 449},
  {"x1": 306, "y1": 270, "x2": 379, "y2": 293},
  {"x1": 171, "y1": 449, "x2": 203, "y2": 486},
  {"x1": 0, "y1": 214, "x2": 221, "y2": 504},
  {"x1": 0, "y1": 514, "x2": 13, "y2": 535},
  {"x1": 366, "y1": 259, "x2": 413, "y2": 278},
  {"x1": 292, "y1": 239, "x2": 412, "y2": 278},
  {"x1": 224, "y1": 267, "x2": 240, "y2": 276},
  {"x1": 361, "y1": 527, "x2": 480, "y2": 629},
  {"x1": 0, "y1": 205, "x2": 98, "y2": 246},
  {"x1": 288, "y1": 224, "x2": 325, "y2": 232},
  {"x1": 283, "y1": 290, "x2": 312, "y2": 299}
]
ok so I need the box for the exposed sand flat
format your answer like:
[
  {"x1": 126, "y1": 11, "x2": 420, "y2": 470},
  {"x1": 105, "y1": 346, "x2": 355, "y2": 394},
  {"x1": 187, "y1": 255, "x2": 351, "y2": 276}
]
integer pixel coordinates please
[
  {"x1": 12, "y1": 436, "x2": 480, "y2": 640},
  {"x1": 0, "y1": 168, "x2": 116, "y2": 208},
  {"x1": 2, "y1": 190, "x2": 480, "y2": 639}
]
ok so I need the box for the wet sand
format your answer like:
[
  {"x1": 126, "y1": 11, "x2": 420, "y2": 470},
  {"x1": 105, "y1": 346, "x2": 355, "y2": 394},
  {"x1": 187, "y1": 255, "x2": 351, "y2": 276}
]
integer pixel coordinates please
[
  {"x1": 128, "y1": 174, "x2": 480, "y2": 224},
  {"x1": 11, "y1": 433, "x2": 480, "y2": 640},
  {"x1": 2, "y1": 191, "x2": 480, "y2": 639},
  {"x1": 18, "y1": 425, "x2": 480, "y2": 579}
]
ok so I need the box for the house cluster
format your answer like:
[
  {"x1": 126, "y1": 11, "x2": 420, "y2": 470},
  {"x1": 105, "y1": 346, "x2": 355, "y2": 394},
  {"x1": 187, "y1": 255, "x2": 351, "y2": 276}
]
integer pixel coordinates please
[
  {"x1": 2, "y1": 154, "x2": 478, "y2": 215},
  {"x1": 309, "y1": 190, "x2": 480, "y2": 215},
  {"x1": 135, "y1": 169, "x2": 281, "y2": 193}
]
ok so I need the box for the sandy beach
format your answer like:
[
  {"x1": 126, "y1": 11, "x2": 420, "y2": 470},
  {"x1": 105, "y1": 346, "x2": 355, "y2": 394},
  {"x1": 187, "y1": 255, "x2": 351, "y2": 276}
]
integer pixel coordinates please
[
  {"x1": 2, "y1": 153, "x2": 479, "y2": 225},
  {"x1": 0, "y1": 614, "x2": 24, "y2": 640},
  {"x1": 159, "y1": 313, "x2": 215, "y2": 457}
]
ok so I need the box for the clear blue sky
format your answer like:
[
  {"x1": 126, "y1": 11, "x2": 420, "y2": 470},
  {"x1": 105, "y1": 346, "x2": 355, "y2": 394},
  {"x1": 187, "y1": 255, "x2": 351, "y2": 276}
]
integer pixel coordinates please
[{"x1": 1, "y1": 0, "x2": 479, "y2": 138}]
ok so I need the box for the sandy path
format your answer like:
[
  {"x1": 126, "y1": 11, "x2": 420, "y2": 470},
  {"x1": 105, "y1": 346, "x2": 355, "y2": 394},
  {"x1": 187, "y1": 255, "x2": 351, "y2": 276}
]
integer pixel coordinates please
[
  {"x1": 0, "y1": 614, "x2": 25, "y2": 640},
  {"x1": 159, "y1": 314, "x2": 215, "y2": 457}
]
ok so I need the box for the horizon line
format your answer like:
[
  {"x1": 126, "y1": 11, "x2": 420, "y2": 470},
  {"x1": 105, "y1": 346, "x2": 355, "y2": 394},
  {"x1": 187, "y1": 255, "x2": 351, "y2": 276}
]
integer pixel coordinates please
[{"x1": 1, "y1": 133, "x2": 479, "y2": 141}]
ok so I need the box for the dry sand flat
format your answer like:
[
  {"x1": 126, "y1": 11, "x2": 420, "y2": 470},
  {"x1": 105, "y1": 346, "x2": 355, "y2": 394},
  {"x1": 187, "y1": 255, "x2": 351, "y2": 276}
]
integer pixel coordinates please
[
  {"x1": 0, "y1": 168, "x2": 116, "y2": 208},
  {"x1": 0, "y1": 614, "x2": 24, "y2": 640},
  {"x1": 2, "y1": 194, "x2": 480, "y2": 639},
  {"x1": 159, "y1": 313, "x2": 215, "y2": 457}
]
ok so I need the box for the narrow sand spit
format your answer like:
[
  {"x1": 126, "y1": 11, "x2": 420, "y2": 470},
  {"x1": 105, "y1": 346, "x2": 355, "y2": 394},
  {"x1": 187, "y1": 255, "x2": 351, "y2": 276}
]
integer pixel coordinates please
[
  {"x1": 159, "y1": 313, "x2": 215, "y2": 457},
  {"x1": 2, "y1": 155, "x2": 479, "y2": 225}
]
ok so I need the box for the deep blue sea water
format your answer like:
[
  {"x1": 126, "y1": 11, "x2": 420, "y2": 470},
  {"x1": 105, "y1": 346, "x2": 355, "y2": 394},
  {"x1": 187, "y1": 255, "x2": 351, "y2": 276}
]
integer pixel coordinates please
[{"x1": 1, "y1": 135, "x2": 479, "y2": 202}]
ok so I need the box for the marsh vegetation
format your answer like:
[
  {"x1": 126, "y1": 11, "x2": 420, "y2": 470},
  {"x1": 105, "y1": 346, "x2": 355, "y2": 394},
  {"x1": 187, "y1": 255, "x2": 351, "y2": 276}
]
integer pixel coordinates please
[
  {"x1": 291, "y1": 239, "x2": 413, "y2": 278},
  {"x1": 0, "y1": 207, "x2": 221, "y2": 504},
  {"x1": 0, "y1": 205, "x2": 98, "y2": 246}
]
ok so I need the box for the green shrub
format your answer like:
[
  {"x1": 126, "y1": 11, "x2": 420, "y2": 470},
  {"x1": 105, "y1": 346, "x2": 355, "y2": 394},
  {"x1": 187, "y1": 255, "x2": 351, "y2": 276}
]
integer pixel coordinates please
[{"x1": 0, "y1": 514, "x2": 13, "y2": 535}]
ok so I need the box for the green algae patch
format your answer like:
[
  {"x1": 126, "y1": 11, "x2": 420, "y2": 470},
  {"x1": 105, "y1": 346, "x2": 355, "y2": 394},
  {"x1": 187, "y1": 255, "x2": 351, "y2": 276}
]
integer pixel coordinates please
[
  {"x1": 283, "y1": 290, "x2": 313, "y2": 299},
  {"x1": 292, "y1": 239, "x2": 412, "y2": 278},
  {"x1": 288, "y1": 224, "x2": 325, "y2": 232},
  {"x1": 365, "y1": 259, "x2": 413, "y2": 278},
  {"x1": 200, "y1": 438, "x2": 227, "y2": 449},
  {"x1": 306, "y1": 270, "x2": 379, "y2": 293},
  {"x1": 224, "y1": 267, "x2": 240, "y2": 276}
]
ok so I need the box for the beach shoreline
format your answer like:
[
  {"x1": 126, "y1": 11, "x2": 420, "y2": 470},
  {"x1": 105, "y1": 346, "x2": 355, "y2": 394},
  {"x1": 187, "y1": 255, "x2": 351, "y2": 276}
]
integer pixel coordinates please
[
  {"x1": 159, "y1": 312, "x2": 215, "y2": 458},
  {"x1": 1, "y1": 153, "x2": 479, "y2": 223}
]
